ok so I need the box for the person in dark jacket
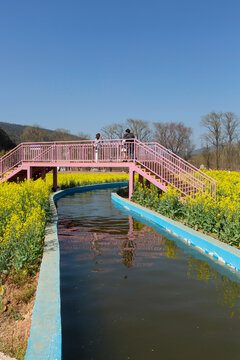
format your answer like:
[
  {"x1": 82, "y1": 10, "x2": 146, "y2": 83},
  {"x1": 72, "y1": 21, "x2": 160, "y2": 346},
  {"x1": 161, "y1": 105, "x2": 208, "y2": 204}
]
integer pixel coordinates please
[
  {"x1": 123, "y1": 129, "x2": 135, "y2": 160},
  {"x1": 94, "y1": 132, "x2": 103, "y2": 162}
]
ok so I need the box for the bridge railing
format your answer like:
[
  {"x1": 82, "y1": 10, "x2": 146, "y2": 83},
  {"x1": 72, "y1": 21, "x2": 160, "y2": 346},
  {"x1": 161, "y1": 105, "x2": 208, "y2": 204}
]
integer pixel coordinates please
[
  {"x1": 140, "y1": 141, "x2": 217, "y2": 198},
  {"x1": 135, "y1": 141, "x2": 208, "y2": 196},
  {"x1": 21, "y1": 140, "x2": 126, "y2": 163},
  {"x1": 0, "y1": 139, "x2": 217, "y2": 199},
  {"x1": 0, "y1": 144, "x2": 23, "y2": 177},
  {"x1": 0, "y1": 140, "x2": 128, "y2": 176}
]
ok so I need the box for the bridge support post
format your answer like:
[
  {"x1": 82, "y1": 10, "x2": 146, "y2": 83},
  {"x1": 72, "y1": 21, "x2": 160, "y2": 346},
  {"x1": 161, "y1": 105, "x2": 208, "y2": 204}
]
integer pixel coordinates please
[
  {"x1": 146, "y1": 179, "x2": 151, "y2": 189},
  {"x1": 27, "y1": 166, "x2": 32, "y2": 180},
  {"x1": 138, "y1": 174, "x2": 143, "y2": 186},
  {"x1": 129, "y1": 167, "x2": 135, "y2": 200},
  {"x1": 53, "y1": 167, "x2": 58, "y2": 191},
  {"x1": 41, "y1": 167, "x2": 46, "y2": 180}
]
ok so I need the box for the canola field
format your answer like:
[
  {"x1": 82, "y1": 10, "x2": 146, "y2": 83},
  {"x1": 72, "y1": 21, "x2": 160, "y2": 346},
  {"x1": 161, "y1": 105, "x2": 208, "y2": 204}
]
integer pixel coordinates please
[
  {"x1": 0, "y1": 180, "x2": 51, "y2": 278},
  {"x1": 47, "y1": 172, "x2": 129, "y2": 189},
  {"x1": 0, "y1": 170, "x2": 240, "y2": 279},
  {"x1": 132, "y1": 170, "x2": 240, "y2": 248},
  {"x1": 0, "y1": 172, "x2": 128, "y2": 278}
]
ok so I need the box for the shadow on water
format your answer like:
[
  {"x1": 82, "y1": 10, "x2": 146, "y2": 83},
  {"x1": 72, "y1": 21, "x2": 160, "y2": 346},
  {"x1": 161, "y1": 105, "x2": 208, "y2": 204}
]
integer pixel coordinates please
[{"x1": 57, "y1": 189, "x2": 240, "y2": 360}]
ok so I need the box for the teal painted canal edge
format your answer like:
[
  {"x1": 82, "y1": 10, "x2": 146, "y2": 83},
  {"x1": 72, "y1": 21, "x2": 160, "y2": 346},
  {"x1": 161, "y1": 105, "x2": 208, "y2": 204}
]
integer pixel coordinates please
[
  {"x1": 25, "y1": 182, "x2": 240, "y2": 359},
  {"x1": 111, "y1": 192, "x2": 240, "y2": 273},
  {"x1": 25, "y1": 182, "x2": 128, "y2": 360},
  {"x1": 25, "y1": 194, "x2": 61, "y2": 360}
]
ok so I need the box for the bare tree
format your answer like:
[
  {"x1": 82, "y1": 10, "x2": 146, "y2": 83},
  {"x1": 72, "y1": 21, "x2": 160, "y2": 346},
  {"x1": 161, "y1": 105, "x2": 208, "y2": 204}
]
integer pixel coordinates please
[
  {"x1": 54, "y1": 128, "x2": 72, "y2": 141},
  {"x1": 101, "y1": 123, "x2": 125, "y2": 139},
  {"x1": 201, "y1": 140, "x2": 211, "y2": 169},
  {"x1": 55, "y1": 128, "x2": 71, "y2": 134},
  {"x1": 153, "y1": 121, "x2": 194, "y2": 159},
  {"x1": 77, "y1": 131, "x2": 90, "y2": 140},
  {"x1": 21, "y1": 126, "x2": 49, "y2": 142},
  {"x1": 223, "y1": 112, "x2": 239, "y2": 143},
  {"x1": 101, "y1": 119, "x2": 152, "y2": 141},
  {"x1": 54, "y1": 128, "x2": 89, "y2": 141},
  {"x1": 222, "y1": 112, "x2": 240, "y2": 169},
  {"x1": 201, "y1": 112, "x2": 224, "y2": 169},
  {"x1": 125, "y1": 119, "x2": 152, "y2": 142}
]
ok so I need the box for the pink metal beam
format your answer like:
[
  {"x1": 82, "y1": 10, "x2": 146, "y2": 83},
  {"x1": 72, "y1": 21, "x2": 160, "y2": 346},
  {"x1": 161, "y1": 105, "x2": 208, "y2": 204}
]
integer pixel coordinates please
[
  {"x1": 129, "y1": 165, "x2": 135, "y2": 200},
  {"x1": 53, "y1": 167, "x2": 57, "y2": 191},
  {"x1": 27, "y1": 166, "x2": 32, "y2": 180}
]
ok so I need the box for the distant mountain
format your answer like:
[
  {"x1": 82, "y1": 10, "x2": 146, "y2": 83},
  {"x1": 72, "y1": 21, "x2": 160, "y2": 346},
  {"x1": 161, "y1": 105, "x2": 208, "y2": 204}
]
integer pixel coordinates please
[
  {"x1": 0, "y1": 127, "x2": 16, "y2": 151},
  {"x1": 0, "y1": 122, "x2": 89, "y2": 144},
  {"x1": 192, "y1": 148, "x2": 203, "y2": 155},
  {"x1": 0, "y1": 122, "x2": 27, "y2": 144},
  {"x1": 192, "y1": 145, "x2": 215, "y2": 156}
]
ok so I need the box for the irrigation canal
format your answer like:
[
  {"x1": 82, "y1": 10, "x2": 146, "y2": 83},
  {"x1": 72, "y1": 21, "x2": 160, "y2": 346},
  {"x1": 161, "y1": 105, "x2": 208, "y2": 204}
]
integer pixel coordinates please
[{"x1": 56, "y1": 188, "x2": 240, "y2": 360}]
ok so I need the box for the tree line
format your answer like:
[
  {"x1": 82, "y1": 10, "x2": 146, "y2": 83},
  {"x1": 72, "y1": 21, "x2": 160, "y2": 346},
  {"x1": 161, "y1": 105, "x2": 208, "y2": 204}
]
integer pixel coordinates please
[
  {"x1": 200, "y1": 112, "x2": 240, "y2": 170},
  {"x1": 1, "y1": 113, "x2": 240, "y2": 170},
  {"x1": 101, "y1": 119, "x2": 194, "y2": 160},
  {"x1": 0, "y1": 124, "x2": 90, "y2": 155},
  {"x1": 102, "y1": 113, "x2": 240, "y2": 170},
  {"x1": 0, "y1": 128, "x2": 16, "y2": 155},
  {"x1": 20, "y1": 126, "x2": 89, "y2": 143}
]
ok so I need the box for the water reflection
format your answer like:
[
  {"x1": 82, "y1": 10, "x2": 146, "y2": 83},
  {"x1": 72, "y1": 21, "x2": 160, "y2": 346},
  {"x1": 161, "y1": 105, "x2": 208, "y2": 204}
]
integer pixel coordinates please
[
  {"x1": 58, "y1": 190, "x2": 240, "y2": 360},
  {"x1": 59, "y1": 213, "x2": 240, "y2": 316},
  {"x1": 59, "y1": 216, "x2": 176, "y2": 266},
  {"x1": 186, "y1": 255, "x2": 240, "y2": 318}
]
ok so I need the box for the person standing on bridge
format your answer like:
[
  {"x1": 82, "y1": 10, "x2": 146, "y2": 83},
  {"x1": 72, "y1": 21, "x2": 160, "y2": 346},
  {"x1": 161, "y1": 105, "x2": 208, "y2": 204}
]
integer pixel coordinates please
[
  {"x1": 95, "y1": 133, "x2": 103, "y2": 162},
  {"x1": 123, "y1": 129, "x2": 135, "y2": 161}
]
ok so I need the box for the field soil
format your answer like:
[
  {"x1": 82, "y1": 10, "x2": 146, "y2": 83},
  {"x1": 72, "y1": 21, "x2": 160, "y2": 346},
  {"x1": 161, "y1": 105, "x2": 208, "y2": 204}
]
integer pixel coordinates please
[
  {"x1": 0, "y1": 273, "x2": 39, "y2": 360},
  {"x1": 0, "y1": 351, "x2": 16, "y2": 360}
]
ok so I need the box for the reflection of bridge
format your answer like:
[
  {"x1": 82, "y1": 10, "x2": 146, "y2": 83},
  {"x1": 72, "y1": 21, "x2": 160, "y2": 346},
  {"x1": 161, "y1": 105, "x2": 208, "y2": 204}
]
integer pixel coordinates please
[{"x1": 0, "y1": 139, "x2": 216, "y2": 199}]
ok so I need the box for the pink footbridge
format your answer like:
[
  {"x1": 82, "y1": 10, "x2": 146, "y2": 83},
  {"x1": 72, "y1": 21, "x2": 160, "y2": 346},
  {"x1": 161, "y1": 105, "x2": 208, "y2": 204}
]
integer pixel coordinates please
[{"x1": 0, "y1": 139, "x2": 216, "y2": 200}]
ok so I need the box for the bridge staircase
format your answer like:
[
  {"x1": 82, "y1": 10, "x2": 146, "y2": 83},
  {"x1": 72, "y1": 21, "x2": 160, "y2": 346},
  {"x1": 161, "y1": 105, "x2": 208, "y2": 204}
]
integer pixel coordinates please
[
  {"x1": 134, "y1": 163, "x2": 193, "y2": 195},
  {"x1": 0, "y1": 139, "x2": 217, "y2": 199},
  {"x1": 132, "y1": 140, "x2": 216, "y2": 199}
]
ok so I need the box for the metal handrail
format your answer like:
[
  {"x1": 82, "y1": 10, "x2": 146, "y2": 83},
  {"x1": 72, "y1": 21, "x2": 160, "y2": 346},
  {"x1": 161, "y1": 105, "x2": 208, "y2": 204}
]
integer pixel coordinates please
[
  {"x1": 135, "y1": 142, "x2": 205, "y2": 196},
  {"x1": 0, "y1": 139, "x2": 217, "y2": 198},
  {"x1": 135, "y1": 140, "x2": 205, "y2": 187},
  {"x1": 136, "y1": 140, "x2": 216, "y2": 198},
  {"x1": 145, "y1": 141, "x2": 217, "y2": 183}
]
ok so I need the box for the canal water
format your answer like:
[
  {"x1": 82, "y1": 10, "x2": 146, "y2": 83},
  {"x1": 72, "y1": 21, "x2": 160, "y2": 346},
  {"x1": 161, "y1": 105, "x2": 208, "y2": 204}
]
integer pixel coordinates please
[{"x1": 56, "y1": 188, "x2": 240, "y2": 360}]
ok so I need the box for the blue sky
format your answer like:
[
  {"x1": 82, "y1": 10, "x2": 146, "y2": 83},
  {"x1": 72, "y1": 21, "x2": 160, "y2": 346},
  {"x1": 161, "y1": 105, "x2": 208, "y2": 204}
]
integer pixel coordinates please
[{"x1": 0, "y1": 0, "x2": 240, "y2": 146}]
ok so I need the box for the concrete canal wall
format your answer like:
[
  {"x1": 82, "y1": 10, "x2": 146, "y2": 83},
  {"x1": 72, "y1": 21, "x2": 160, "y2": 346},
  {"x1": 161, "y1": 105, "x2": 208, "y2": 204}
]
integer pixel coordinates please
[
  {"x1": 25, "y1": 183, "x2": 240, "y2": 359},
  {"x1": 25, "y1": 183, "x2": 128, "y2": 360},
  {"x1": 111, "y1": 192, "x2": 240, "y2": 273}
]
